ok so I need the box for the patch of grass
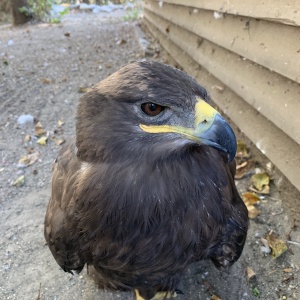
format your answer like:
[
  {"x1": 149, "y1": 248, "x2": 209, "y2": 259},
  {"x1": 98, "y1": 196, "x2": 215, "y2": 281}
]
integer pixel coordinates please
[
  {"x1": 50, "y1": 6, "x2": 70, "y2": 23},
  {"x1": 252, "y1": 287, "x2": 261, "y2": 298},
  {"x1": 123, "y1": 0, "x2": 142, "y2": 21},
  {"x1": 19, "y1": 0, "x2": 52, "y2": 21},
  {"x1": 19, "y1": 0, "x2": 69, "y2": 23}
]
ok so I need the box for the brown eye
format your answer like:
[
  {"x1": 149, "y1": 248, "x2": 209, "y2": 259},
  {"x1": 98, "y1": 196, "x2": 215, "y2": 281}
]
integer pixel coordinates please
[{"x1": 141, "y1": 102, "x2": 165, "y2": 116}]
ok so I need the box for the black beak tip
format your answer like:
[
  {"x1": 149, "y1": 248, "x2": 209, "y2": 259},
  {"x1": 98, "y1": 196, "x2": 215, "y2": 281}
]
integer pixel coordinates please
[{"x1": 198, "y1": 114, "x2": 237, "y2": 162}]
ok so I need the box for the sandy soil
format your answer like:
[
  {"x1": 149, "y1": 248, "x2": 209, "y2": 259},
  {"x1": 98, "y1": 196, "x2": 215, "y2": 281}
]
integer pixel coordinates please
[{"x1": 0, "y1": 10, "x2": 300, "y2": 300}]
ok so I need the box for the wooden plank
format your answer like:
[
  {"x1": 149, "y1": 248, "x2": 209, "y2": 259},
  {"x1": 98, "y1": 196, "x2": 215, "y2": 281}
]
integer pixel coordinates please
[
  {"x1": 159, "y1": 0, "x2": 300, "y2": 26},
  {"x1": 144, "y1": 18, "x2": 300, "y2": 191},
  {"x1": 144, "y1": 0, "x2": 300, "y2": 83},
  {"x1": 144, "y1": 9, "x2": 300, "y2": 146}
]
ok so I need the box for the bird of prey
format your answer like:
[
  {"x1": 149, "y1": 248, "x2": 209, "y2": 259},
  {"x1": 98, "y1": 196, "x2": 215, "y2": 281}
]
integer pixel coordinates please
[{"x1": 44, "y1": 61, "x2": 249, "y2": 300}]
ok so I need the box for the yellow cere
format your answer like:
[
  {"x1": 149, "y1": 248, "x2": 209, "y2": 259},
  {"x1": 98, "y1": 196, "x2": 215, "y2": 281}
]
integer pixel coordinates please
[
  {"x1": 139, "y1": 98, "x2": 219, "y2": 139},
  {"x1": 194, "y1": 97, "x2": 219, "y2": 127}
]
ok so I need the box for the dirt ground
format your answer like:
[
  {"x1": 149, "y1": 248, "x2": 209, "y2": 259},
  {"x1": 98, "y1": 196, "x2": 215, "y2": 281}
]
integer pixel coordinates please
[{"x1": 0, "y1": 9, "x2": 300, "y2": 300}]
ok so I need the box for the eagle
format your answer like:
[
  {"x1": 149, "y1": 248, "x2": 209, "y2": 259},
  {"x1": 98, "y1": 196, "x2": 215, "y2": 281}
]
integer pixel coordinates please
[{"x1": 44, "y1": 61, "x2": 249, "y2": 300}]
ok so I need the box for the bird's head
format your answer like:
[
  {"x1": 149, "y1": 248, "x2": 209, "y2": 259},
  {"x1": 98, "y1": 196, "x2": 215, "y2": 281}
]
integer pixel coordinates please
[{"x1": 76, "y1": 61, "x2": 236, "y2": 163}]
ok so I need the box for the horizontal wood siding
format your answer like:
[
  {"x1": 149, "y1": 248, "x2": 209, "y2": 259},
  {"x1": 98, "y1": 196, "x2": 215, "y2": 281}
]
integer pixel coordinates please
[
  {"x1": 143, "y1": 0, "x2": 300, "y2": 191},
  {"x1": 144, "y1": 1, "x2": 300, "y2": 83},
  {"x1": 163, "y1": 0, "x2": 300, "y2": 26}
]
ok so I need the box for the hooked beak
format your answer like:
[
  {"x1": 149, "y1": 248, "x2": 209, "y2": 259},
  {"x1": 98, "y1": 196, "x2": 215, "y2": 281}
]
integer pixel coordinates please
[{"x1": 140, "y1": 98, "x2": 237, "y2": 161}]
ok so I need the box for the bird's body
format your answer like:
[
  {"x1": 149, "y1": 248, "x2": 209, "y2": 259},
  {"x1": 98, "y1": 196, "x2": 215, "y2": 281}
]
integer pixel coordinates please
[{"x1": 45, "y1": 61, "x2": 248, "y2": 299}]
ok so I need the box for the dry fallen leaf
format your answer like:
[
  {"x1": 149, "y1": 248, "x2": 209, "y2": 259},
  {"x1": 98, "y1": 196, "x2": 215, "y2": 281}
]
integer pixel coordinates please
[
  {"x1": 214, "y1": 85, "x2": 224, "y2": 93},
  {"x1": 56, "y1": 139, "x2": 65, "y2": 145},
  {"x1": 236, "y1": 161, "x2": 247, "y2": 170},
  {"x1": 211, "y1": 295, "x2": 221, "y2": 300},
  {"x1": 51, "y1": 136, "x2": 65, "y2": 145},
  {"x1": 266, "y1": 231, "x2": 288, "y2": 258},
  {"x1": 282, "y1": 275, "x2": 294, "y2": 284},
  {"x1": 242, "y1": 192, "x2": 260, "y2": 205},
  {"x1": 246, "y1": 205, "x2": 260, "y2": 219},
  {"x1": 59, "y1": 77, "x2": 68, "y2": 83},
  {"x1": 57, "y1": 120, "x2": 65, "y2": 128},
  {"x1": 12, "y1": 175, "x2": 25, "y2": 187},
  {"x1": 78, "y1": 87, "x2": 92, "y2": 93},
  {"x1": 24, "y1": 134, "x2": 31, "y2": 141},
  {"x1": 18, "y1": 152, "x2": 40, "y2": 167},
  {"x1": 242, "y1": 192, "x2": 260, "y2": 219},
  {"x1": 116, "y1": 39, "x2": 127, "y2": 45},
  {"x1": 34, "y1": 122, "x2": 46, "y2": 136},
  {"x1": 37, "y1": 136, "x2": 48, "y2": 145},
  {"x1": 236, "y1": 141, "x2": 250, "y2": 159},
  {"x1": 283, "y1": 268, "x2": 293, "y2": 273},
  {"x1": 246, "y1": 266, "x2": 256, "y2": 282},
  {"x1": 40, "y1": 78, "x2": 52, "y2": 84},
  {"x1": 26, "y1": 147, "x2": 35, "y2": 154},
  {"x1": 251, "y1": 172, "x2": 270, "y2": 191},
  {"x1": 235, "y1": 160, "x2": 255, "y2": 179}
]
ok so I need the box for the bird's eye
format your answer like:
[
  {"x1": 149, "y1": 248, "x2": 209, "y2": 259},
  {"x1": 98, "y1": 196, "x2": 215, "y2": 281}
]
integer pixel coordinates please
[{"x1": 141, "y1": 102, "x2": 165, "y2": 117}]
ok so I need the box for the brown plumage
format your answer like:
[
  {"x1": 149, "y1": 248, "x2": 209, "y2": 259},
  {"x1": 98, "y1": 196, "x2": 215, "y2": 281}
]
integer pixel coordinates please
[{"x1": 44, "y1": 61, "x2": 249, "y2": 299}]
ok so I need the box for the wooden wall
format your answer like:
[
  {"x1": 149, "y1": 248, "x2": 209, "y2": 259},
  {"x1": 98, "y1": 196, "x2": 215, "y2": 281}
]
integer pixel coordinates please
[{"x1": 143, "y1": 0, "x2": 300, "y2": 191}]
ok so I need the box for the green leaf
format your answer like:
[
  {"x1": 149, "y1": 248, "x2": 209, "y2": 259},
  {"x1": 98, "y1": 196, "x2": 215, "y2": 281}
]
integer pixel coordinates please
[
  {"x1": 12, "y1": 175, "x2": 25, "y2": 187},
  {"x1": 252, "y1": 287, "x2": 260, "y2": 297}
]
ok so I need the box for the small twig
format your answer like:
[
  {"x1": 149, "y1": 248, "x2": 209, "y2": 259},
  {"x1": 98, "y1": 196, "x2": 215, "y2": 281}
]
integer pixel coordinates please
[
  {"x1": 248, "y1": 186, "x2": 269, "y2": 195},
  {"x1": 271, "y1": 209, "x2": 284, "y2": 216},
  {"x1": 267, "y1": 270, "x2": 277, "y2": 275},
  {"x1": 286, "y1": 219, "x2": 297, "y2": 240},
  {"x1": 287, "y1": 241, "x2": 300, "y2": 247},
  {"x1": 264, "y1": 195, "x2": 282, "y2": 201},
  {"x1": 36, "y1": 160, "x2": 53, "y2": 169},
  {"x1": 36, "y1": 283, "x2": 41, "y2": 300}
]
